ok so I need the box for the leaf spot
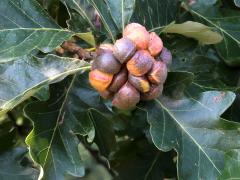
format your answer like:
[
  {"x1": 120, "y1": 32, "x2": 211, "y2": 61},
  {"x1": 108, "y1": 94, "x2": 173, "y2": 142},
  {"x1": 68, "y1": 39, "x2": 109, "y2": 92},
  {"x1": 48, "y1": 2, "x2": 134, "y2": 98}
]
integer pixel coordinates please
[{"x1": 213, "y1": 92, "x2": 226, "y2": 103}]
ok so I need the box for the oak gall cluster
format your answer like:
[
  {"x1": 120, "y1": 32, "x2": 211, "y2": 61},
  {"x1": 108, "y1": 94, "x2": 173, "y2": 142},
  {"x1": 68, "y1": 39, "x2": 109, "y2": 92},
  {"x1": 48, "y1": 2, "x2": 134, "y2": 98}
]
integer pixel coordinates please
[{"x1": 89, "y1": 23, "x2": 172, "y2": 110}]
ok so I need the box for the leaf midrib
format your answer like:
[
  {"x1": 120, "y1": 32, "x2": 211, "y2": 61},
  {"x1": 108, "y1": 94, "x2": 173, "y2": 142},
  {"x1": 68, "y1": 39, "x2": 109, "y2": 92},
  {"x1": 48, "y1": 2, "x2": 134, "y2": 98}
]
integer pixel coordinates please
[
  {"x1": 70, "y1": 0, "x2": 95, "y2": 29},
  {"x1": 1, "y1": 57, "x2": 90, "y2": 112},
  {"x1": 121, "y1": 0, "x2": 124, "y2": 32},
  {"x1": 0, "y1": 28, "x2": 72, "y2": 32},
  {"x1": 154, "y1": 99, "x2": 222, "y2": 174},
  {"x1": 88, "y1": 109, "x2": 108, "y2": 156},
  {"x1": 88, "y1": 0, "x2": 115, "y2": 42},
  {"x1": 190, "y1": 9, "x2": 240, "y2": 44},
  {"x1": 9, "y1": 0, "x2": 44, "y2": 28},
  {"x1": 42, "y1": 75, "x2": 77, "y2": 168}
]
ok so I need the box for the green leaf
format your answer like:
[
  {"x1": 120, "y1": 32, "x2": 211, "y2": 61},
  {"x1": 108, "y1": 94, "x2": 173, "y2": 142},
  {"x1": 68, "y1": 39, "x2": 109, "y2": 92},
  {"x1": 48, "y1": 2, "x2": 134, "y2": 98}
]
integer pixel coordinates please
[
  {"x1": 111, "y1": 139, "x2": 176, "y2": 180},
  {"x1": 39, "y1": 0, "x2": 60, "y2": 19},
  {"x1": 77, "y1": 143, "x2": 112, "y2": 180},
  {"x1": 34, "y1": 86, "x2": 50, "y2": 101},
  {"x1": 112, "y1": 107, "x2": 149, "y2": 139},
  {"x1": 223, "y1": 94, "x2": 240, "y2": 122},
  {"x1": 76, "y1": 32, "x2": 96, "y2": 47},
  {"x1": 105, "y1": 0, "x2": 135, "y2": 32},
  {"x1": 87, "y1": 0, "x2": 118, "y2": 41},
  {"x1": 73, "y1": 72, "x2": 113, "y2": 113},
  {"x1": 64, "y1": 0, "x2": 178, "y2": 40},
  {"x1": 61, "y1": 0, "x2": 96, "y2": 32},
  {"x1": 144, "y1": 91, "x2": 240, "y2": 179},
  {"x1": 24, "y1": 77, "x2": 89, "y2": 179},
  {"x1": 163, "y1": 21, "x2": 223, "y2": 45},
  {"x1": 220, "y1": 149, "x2": 240, "y2": 179},
  {"x1": 0, "y1": 0, "x2": 77, "y2": 62},
  {"x1": 164, "y1": 71, "x2": 194, "y2": 99},
  {"x1": 0, "y1": 147, "x2": 39, "y2": 180},
  {"x1": 234, "y1": 0, "x2": 240, "y2": 7},
  {"x1": 24, "y1": 73, "x2": 116, "y2": 179},
  {"x1": 131, "y1": 0, "x2": 179, "y2": 31},
  {"x1": 63, "y1": 0, "x2": 118, "y2": 41},
  {"x1": 0, "y1": 54, "x2": 90, "y2": 115},
  {"x1": 72, "y1": 73, "x2": 117, "y2": 156},
  {"x1": 0, "y1": 116, "x2": 17, "y2": 152},
  {"x1": 89, "y1": 109, "x2": 117, "y2": 157},
  {"x1": 184, "y1": 1, "x2": 240, "y2": 66},
  {"x1": 167, "y1": 36, "x2": 240, "y2": 92}
]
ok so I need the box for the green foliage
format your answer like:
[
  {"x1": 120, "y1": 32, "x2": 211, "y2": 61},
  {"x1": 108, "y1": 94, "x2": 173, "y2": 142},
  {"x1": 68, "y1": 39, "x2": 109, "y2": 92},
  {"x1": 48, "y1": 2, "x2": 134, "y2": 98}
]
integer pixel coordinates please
[
  {"x1": 0, "y1": 0, "x2": 73, "y2": 61},
  {"x1": 0, "y1": 55, "x2": 90, "y2": 115},
  {"x1": 145, "y1": 91, "x2": 237, "y2": 179},
  {"x1": 105, "y1": 0, "x2": 135, "y2": 32},
  {"x1": 0, "y1": 147, "x2": 39, "y2": 180},
  {"x1": 0, "y1": 0, "x2": 239, "y2": 180},
  {"x1": 234, "y1": 0, "x2": 240, "y2": 7},
  {"x1": 132, "y1": 0, "x2": 179, "y2": 30},
  {"x1": 183, "y1": 0, "x2": 240, "y2": 66},
  {"x1": 24, "y1": 77, "x2": 88, "y2": 179}
]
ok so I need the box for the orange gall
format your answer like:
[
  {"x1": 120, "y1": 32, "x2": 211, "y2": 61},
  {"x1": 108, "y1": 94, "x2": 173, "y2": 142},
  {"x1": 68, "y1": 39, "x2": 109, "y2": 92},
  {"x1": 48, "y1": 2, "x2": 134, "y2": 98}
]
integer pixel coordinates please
[
  {"x1": 92, "y1": 52, "x2": 121, "y2": 74},
  {"x1": 123, "y1": 23, "x2": 149, "y2": 50},
  {"x1": 89, "y1": 69, "x2": 113, "y2": 92},
  {"x1": 158, "y1": 47, "x2": 172, "y2": 66},
  {"x1": 148, "y1": 61, "x2": 167, "y2": 85},
  {"x1": 113, "y1": 37, "x2": 136, "y2": 64},
  {"x1": 128, "y1": 74, "x2": 150, "y2": 93},
  {"x1": 108, "y1": 68, "x2": 128, "y2": 92},
  {"x1": 148, "y1": 32, "x2": 163, "y2": 57},
  {"x1": 127, "y1": 50, "x2": 154, "y2": 76},
  {"x1": 96, "y1": 43, "x2": 114, "y2": 55},
  {"x1": 112, "y1": 82, "x2": 140, "y2": 110}
]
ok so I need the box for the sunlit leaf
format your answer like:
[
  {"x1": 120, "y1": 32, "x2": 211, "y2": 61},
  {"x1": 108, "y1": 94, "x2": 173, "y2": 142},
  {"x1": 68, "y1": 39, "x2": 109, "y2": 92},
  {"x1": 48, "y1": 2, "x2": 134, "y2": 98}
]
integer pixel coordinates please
[
  {"x1": 163, "y1": 21, "x2": 223, "y2": 45},
  {"x1": 0, "y1": 55, "x2": 90, "y2": 115},
  {"x1": 76, "y1": 32, "x2": 96, "y2": 47}
]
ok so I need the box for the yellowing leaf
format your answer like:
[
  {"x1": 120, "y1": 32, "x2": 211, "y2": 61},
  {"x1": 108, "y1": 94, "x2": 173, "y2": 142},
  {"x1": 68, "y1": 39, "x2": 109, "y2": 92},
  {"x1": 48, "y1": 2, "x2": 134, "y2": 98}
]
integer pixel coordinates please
[
  {"x1": 76, "y1": 32, "x2": 96, "y2": 47},
  {"x1": 163, "y1": 21, "x2": 223, "y2": 45}
]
